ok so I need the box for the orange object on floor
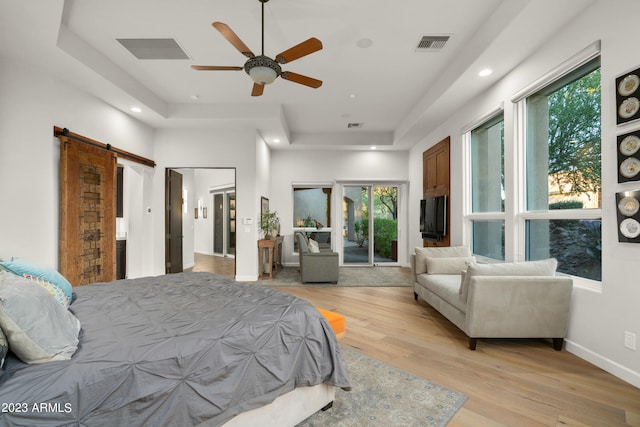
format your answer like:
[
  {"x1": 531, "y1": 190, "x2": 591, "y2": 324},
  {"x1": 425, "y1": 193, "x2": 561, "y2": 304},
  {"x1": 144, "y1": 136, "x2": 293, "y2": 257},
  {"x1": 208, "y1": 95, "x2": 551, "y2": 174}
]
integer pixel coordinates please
[{"x1": 316, "y1": 308, "x2": 346, "y2": 339}]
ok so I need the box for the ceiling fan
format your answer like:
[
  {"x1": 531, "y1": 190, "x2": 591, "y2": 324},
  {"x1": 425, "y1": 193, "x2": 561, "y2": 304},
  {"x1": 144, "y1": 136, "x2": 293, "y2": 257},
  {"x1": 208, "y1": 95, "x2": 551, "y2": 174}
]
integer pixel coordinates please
[{"x1": 191, "y1": 0, "x2": 323, "y2": 97}]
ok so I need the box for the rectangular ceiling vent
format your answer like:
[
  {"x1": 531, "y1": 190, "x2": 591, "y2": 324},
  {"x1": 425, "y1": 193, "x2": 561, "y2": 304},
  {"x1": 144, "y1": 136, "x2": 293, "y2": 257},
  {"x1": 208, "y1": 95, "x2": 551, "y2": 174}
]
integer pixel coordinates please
[
  {"x1": 117, "y1": 38, "x2": 190, "y2": 60},
  {"x1": 347, "y1": 123, "x2": 363, "y2": 129},
  {"x1": 415, "y1": 35, "x2": 450, "y2": 52}
]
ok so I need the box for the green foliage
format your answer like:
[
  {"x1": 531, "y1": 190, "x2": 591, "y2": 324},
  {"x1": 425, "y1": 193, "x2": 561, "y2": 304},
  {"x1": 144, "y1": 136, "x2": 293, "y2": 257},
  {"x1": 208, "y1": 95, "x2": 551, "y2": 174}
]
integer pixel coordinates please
[
  {"x1": 549, "y1": 200, "x2": 584, "y2": 210},
  {"x1": 354, "y1": 218, "x2": 368, "y2": 247},
  {"x1": 373, "y1": 218, "x2": 398, "y2": 258},
  {"x1": 260, "y1": 210, "x2": 279, "y2": 239},
  {"x1": 547, "y1": 69, "x2": 601, "y2": 198}
]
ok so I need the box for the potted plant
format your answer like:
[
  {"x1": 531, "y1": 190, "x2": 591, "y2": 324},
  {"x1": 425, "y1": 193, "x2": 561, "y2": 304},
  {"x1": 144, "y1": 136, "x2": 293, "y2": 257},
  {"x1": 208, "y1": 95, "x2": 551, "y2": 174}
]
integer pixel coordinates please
[{"x1": 260, "y1": 210, "x2": 280, "y2": 239}]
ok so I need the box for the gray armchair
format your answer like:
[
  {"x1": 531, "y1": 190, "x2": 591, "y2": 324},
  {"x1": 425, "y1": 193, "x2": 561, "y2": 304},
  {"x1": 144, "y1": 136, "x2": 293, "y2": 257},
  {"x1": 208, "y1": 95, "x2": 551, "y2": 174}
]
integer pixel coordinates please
[{"x1": 295, "y1": 232, "x2": 339, "y2": 284}]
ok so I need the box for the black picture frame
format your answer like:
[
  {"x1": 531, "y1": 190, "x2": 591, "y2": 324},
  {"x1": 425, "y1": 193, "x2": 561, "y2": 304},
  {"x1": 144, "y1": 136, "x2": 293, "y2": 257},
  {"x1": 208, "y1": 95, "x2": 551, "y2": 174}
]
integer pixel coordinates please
[
  {"x1": 617, "y1": 130, "x2": 640, "y2": 183},
  {"x1": 616, "y1": 190, "x2": 640, "y2": 243},
  {"x1": 616, "y1": 66, "x2": 640, "y2": 125},
  {"x1": 261, "y1": 196, "x2": 269, "y2": 217}
]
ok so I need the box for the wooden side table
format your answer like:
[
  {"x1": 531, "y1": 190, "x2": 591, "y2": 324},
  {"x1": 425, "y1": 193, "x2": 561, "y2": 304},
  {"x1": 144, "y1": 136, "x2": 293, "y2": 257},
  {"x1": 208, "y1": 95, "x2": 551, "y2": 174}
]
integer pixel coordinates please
[{"x1": 258, "y1": 236, "x2": 283, "y2": 279}]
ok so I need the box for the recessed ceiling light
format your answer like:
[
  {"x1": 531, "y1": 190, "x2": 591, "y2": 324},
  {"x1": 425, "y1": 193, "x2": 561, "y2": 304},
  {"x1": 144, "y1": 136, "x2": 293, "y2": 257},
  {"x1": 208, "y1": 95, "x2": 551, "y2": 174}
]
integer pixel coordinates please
[
  {"x1": 370, "y1": 146, "x2": 377, "y2": 150},
  {"x1": 273, "y1": 138, "x2": 280, "y2": 143},
  {"x1": 349, "y1": 93, "x2": 357, "y2": 99},
  {"x1": 131, "y1": 107, "x2": 142, "y2": 113},
  {"x1": 190, "y1": 94, "x2": 200, "y2": 100},
  {"x1": 478, "y1": 68, "x2": 493, "y2": 77}
]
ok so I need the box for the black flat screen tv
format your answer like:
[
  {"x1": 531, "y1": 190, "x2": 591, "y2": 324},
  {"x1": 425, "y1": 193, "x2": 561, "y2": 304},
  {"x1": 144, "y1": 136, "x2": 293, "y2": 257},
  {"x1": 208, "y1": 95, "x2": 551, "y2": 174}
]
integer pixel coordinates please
[{"x1": 420, "y1": 195, "x2": 447, "y2": 241}]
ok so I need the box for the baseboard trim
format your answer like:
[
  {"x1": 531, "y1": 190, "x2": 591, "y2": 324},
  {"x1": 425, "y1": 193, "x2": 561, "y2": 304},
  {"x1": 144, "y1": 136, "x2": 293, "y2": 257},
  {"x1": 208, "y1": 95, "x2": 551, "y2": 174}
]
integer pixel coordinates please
[
  {"x1": 235, "y1": 275, "x2": 258, "y2": 282},
  {"x1": 565, "y1": 340, "x2": 640, "y2": 388}
]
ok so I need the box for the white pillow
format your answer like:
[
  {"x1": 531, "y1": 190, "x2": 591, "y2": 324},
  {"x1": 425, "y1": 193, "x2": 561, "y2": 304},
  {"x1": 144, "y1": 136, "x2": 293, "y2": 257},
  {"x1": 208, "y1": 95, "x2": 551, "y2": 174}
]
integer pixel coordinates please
[
  {"x1": 425, "y1": 256, "x2": 476, "y2": 275},
  {"x1": 0, "y1": 271, "x2": 81, "y2": 364},
  {"x1": 460, "y1": 258, "x2": 558, "y2": 301},
  {"x1": 308, "y1": 239, "x2": 320, "y2": 253},
  {"x1": 414, "y1": 246, "x2": 472, "y2": 275}
]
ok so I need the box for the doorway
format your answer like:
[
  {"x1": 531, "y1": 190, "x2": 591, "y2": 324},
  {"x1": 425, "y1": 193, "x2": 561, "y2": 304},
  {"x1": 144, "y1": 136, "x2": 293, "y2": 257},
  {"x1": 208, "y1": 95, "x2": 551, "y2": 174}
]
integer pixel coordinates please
[
  {"x1": 165, "y1": 168, "x2": 236, "y2": 277},
  {"x1": 212, "y1": 189, "x2": 236, "y2": 258},
  {"x1": 343, "y1": 185, "x2": 399, "y2": 266}
]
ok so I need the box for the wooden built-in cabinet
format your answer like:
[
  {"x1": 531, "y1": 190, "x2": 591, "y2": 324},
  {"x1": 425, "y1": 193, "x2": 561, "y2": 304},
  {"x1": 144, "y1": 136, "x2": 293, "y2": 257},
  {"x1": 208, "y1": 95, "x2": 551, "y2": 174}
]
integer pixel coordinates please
[{"x1": 422, "y1": 136, "x2": 450, "y2": 247}]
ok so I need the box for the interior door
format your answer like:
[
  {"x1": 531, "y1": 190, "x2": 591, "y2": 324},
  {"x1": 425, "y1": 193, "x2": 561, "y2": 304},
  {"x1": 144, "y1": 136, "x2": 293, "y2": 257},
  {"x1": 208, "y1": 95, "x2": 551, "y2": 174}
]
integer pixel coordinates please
[
  {"x1": 59, "y1": 138, "x2": 117, "y2": 285},
  {"x1": 165, "y1": 169, "x2": 183, "y2": 273},
  {"x1": 213, "y1": 193, "x2": 224, "y2": 254},
  {"x1": 227, "y1": 192, "x2": 236, "y2": 256}
]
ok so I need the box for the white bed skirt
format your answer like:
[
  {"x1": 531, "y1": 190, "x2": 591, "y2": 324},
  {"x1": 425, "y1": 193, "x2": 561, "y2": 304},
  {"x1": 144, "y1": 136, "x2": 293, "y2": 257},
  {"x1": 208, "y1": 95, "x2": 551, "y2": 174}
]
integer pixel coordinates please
[{"x1": 223, "y1": 384, "x2": 336, "y2": 427}]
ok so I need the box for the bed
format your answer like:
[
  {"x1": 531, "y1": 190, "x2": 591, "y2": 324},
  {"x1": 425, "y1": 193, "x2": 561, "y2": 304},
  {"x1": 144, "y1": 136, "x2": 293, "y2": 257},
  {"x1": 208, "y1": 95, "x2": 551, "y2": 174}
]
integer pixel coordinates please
[{"x1": 0, "y1": 271, "x2": 351, "y2": 426}]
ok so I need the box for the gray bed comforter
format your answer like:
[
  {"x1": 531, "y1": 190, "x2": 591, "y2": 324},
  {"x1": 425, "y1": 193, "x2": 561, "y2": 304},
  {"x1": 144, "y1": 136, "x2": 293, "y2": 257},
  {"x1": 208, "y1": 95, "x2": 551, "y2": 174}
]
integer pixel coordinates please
[{"x1": 0, "y1": 272, "x2": 350, "y2": 426}]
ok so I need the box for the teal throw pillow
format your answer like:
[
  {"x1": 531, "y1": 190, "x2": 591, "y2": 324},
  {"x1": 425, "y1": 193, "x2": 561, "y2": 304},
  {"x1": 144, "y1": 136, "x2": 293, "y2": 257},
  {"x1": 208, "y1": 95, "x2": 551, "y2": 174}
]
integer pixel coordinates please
[{"x1": 0, "y1": 258, "x2": 73, "y2": 303}]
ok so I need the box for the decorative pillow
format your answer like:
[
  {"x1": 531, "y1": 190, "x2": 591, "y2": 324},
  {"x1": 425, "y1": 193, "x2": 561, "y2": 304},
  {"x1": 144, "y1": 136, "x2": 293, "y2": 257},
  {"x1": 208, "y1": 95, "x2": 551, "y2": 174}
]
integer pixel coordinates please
[
  {"x1": 0, "y1": 258, "x2": 73, "y2": 303},
  {"x1": 460, "y1": 258, "x2": 558, "y2": 301},
  {"x1": 0, "y1": 271, "x2": 81, "y2": 364},
  {"x1": 414, "y1": 246, "x2": 472, "y2": 275},
  {"x1": 426, "y1": 256, "x2": 476, "y2": 275},
  {"x1": 0, "y1": 327, "x2": 7, "y2": 369},
  {"x1": 308, "y1": 239, "x2": 320, "y2": 253},
  {"x1": 22, "y1": 274, "x2": 71, "y2": 309},
  {"x1": 297, "y1": 233, "x2": 309, "y2": 253}
]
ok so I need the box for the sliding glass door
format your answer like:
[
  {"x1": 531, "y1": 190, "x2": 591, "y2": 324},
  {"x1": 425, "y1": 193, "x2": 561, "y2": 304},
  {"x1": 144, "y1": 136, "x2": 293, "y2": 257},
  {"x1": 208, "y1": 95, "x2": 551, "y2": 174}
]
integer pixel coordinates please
[{"x1": 343, "y1": 185, "x2": 399, "y2": 265}]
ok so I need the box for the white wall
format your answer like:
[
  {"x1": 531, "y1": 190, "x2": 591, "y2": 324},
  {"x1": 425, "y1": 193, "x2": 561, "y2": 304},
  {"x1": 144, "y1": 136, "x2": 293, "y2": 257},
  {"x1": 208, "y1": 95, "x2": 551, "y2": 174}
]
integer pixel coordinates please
[
  {"x1": 270, "y1": 149, "x2": 410, "y2": 266},
  {"x1": 152, "y1": 128, "x2": 265, "y2": 281},
  {"x1": 0, "y1": 58, "x2": 155, "y2": 275},
  {"x1": 193, "y1": 168, "x2": 235, "y2": 256},
  {"x1": 408, "y1": 0, "x2": 640, "y2": 387}
]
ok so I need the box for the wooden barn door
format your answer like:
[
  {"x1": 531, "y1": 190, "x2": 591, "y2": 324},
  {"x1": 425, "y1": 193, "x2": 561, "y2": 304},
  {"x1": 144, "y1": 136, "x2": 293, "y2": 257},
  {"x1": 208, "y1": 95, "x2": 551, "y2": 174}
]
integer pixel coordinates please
[{"x1": 59, "y1": 137, "x2": 117, "y2": 285}]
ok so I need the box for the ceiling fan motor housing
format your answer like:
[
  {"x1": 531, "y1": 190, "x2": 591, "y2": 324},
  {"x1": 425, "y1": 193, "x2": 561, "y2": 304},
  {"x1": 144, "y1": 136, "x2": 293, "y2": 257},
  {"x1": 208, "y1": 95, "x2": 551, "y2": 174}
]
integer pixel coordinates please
[{"x1": 244, "y1": 55, "x2": 282, "y2": 84}]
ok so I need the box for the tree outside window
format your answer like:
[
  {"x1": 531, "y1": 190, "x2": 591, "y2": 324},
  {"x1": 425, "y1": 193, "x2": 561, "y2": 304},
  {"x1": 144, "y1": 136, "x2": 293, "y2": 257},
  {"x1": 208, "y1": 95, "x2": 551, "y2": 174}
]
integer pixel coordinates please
[{"x1": 526, "y1": 63, "x2": 601, "y2": 281}]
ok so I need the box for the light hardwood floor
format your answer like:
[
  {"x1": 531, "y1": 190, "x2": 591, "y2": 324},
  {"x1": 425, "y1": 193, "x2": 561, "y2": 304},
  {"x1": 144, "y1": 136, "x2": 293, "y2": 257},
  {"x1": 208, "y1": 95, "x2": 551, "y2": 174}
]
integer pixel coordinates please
[
  {"x1": 188, "y1": 255, "x2": 640, "y2": 426},
  {"x1": 270, "y1": 286, "x2": 640, "y2": 427},
  {"x1": 188, "y1": 253, "x2": 235, "y2": 278}
]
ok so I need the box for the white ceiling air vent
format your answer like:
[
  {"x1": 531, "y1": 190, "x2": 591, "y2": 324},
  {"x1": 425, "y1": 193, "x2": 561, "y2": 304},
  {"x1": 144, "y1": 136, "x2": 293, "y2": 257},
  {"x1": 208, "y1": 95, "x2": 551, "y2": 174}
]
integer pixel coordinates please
[
  {"x1": 117, "y1": 38, "x2": 190, "y2": 60},
  {"x1": 347, "y1": 123, "x2": 363, "y2": 129},
  {"x1": 415, "y1": 35, "x2": 450, "y2": 52}
]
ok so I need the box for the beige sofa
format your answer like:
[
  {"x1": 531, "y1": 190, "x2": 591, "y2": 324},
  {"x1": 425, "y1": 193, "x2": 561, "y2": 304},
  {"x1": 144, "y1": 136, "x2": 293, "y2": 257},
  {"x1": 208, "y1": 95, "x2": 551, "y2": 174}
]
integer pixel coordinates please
[{"x1": 411, "y1": 246, "x2": 573, "y2": 350}]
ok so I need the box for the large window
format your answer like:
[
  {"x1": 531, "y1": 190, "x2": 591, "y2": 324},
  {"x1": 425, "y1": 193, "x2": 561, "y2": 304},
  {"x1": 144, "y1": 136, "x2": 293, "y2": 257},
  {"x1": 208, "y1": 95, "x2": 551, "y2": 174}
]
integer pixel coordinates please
[
  {"x1": 293, "y1": 186, "x2": 333, "y2": 248},
  {"x1": 468, "y1": 114, "x2": 505, "y2": 261},
  {"x1": 524, "y1": 58, "x2": 601, "y2": 281},
  {"x1": 464, "y1": 47, "x2": 601, "y2": 284}
]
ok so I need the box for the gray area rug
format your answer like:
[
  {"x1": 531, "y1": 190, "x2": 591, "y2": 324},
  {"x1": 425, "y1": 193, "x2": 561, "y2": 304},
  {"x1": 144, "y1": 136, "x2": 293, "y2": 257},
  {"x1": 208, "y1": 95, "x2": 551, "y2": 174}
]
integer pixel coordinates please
[
  {"x1": 298, "y1": 346, "x2": 467, "y2": 426},
  {"x1": 255, "y1": 266, "x2": 412, "y2": 287}
]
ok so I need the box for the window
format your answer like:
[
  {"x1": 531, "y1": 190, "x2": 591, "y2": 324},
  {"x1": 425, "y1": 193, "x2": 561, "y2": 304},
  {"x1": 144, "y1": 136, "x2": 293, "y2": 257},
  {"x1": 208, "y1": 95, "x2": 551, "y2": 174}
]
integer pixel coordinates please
[
  {"x1": 467, "y1": 114, "x2": 505, "y2": 261},
  {"x1": 292, "y1": 186, "x2": 333, "y2": 250},
  {"x1": 524, "y1": 59, "x2": 601, "y2": 281}
]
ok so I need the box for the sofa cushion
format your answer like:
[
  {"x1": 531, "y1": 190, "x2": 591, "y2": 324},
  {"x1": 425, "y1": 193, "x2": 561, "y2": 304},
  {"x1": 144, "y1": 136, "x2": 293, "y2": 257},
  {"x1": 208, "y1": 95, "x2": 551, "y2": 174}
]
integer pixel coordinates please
[
  {"x1": 417, "y1": 274, "x2": 467, "y2": 312},
  {"x1": 414, "y1": 246, "x2": 471, "y2": 275},
  {"x1": 297, "y1": 233, "x2": 309, "y2": 253},
  {"x1": 426, "y1": 256, "x2": 475, "y2": 275},
  {"x1": 460, "y1": 258, "x2": 558, "y2": 301}
]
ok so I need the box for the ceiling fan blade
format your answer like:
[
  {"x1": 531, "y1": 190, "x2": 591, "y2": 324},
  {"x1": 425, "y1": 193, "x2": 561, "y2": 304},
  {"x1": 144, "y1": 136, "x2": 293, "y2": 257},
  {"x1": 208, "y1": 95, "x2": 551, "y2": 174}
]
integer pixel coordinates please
[
  {"x1": 275, "y1": 38, "x2": 323, "y2": 64},
  {"x1": 280, "y1": 71, "x2": 322, "y2": 89},
  {"x1": 191, "y1": 65, "x2": 243, "y2": 71},
  {"x1": 251, "y1": 83, "x2": 265, "y2": 97},
  {"x1": 212, "y1": 22, "x2": 255, "y2": 59}
]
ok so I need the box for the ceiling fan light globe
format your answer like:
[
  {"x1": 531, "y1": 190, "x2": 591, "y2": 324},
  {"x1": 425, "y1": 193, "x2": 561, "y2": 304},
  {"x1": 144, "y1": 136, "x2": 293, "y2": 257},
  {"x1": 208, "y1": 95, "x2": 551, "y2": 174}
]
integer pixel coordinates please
[{"x1": 249, "y1": 66, "x2": 278, "y2": 85}]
